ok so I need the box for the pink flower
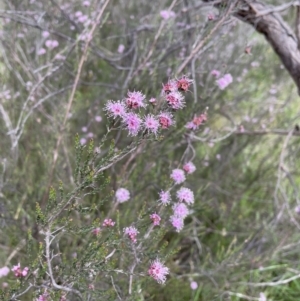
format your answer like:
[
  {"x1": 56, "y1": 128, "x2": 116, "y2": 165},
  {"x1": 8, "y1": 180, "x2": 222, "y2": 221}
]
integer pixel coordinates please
[
  {"x1": 78, "y1": 15, "x2": 88, "y2": 23},
  {"x1": 103, "y1": 218, "x2": 115, "y2": 227},
  {"x1": 149, "y1": 98, "x2": 156, "y2": 103},
  {"x1": 54, "y1": 54, "x2": 66, "y2": 60},
  {"x1": 122, "y1": 112, "x2": 142, "y2": 136},
  {"x1": 170, "y1": 215, "x2": 184, "y2": 232},
  {"x1": 160, "y1": 10, "x2": 176, "y2": 20},
  {"x1": 125, "y1": 91, "x2": 146, "y2": 109},
  {"x1": 148, "y1": 259, "x2": 169, "y2": 284},
  {"x1": 183, "y1": 162, "x2": 196, "y2": 174},
  {"x1": 88, "y1": 284, "x2": 94, "y2": 290},
  {"x1": 80, "y1": 138, "x2": 87, "y2": 145},
  {"x1": 45, "y1": 40, "x2": 59, "y2": 49},
  {"x1": 185, "y1": 122, "x2": 195, "y2": 130},
  {"x1": 208, "y1": 13, "x2": 215, "y2": 20},
  {"x1": 185, "y1": 113, "x2": 207, "y2": 130},
  {"x1": 37, "y1": 48, "x2": 46, "y2": 56},
  {"x1": 162, "y1": 80, "x2": 178, "y2": 94},
  {"x1": 170, "y1": 169, "x2": 186, "y2": 185},
  {"x1": 176, "y1": 76, "x2": 193, "y2": 92},
  {"x1": 0, "y1": 267, "x2": 10, "y2": 278},
  {"x1": 150, "y1": 213, "x2": 161, "y2": 226},
  {"x1": 104, "y1": 100, "x2": 127, "y2": 119},
  {"x1": 158, "y1": 112, "x2": 174, "y2": 129},
  {"x1": 144, "y1": 114, "x2": 160, "y2": 135},
  {"x1": 91, "y1": 228, "x2": 101, "y2": 235},
  {"x1": 211, "y1": 69, "x2": 220, "y2": 78},
  {"x1": 83, "y1": 0, "x2": 90, "y2": 6},
  {"x1": 75, "y1": 11, "x2": 83, "y2": 18},
  {"x1": 259, "y1": 293, "x2": 267, "y2": 301},
  {"x1": 216, "y1": 73, "x2": 233, "y2": 90},
  {"x1": 118, "y1": 44, "x2": 125, "y2": 54},
  {"x1": 79, "y1": 32, "x2": 91, "y2": 41},
  {"x1": 172, "y1": 203, "x2": 189, "y2": 219},
  {"x1": 95, "y1": 115, "x2": 102, "y2": 122},
  {"x1": 158, "y1": 190, "x2": 171, "y2": 205},
  {"x1": 165, "y1": 91, "x2": 185, "y2": 110},
  {"x1": 37, "y1": 292, "x2": 49, "y2": 301},
  {"x1": 123, "y1": 226, "x2": 139, "y2": 243},
  {"x1": 12, "y1": 263, "x2": 28, "y2": 277},
  {"x1": 116, "y1": 188, "x2": 130, "y2": 203},
  {"x1": 190, "y1": 281, "x2": 198, "y2": 290},
  {"x1": 42, "y1": 31, "x2": 50, "y2": 38},
  {"x1": 176, "y1": 187, "x2": 194, "y2": 205}
]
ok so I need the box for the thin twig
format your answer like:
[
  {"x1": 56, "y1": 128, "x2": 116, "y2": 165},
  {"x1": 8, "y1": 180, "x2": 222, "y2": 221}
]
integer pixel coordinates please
[
  {"x1": 176, "y1": 0, "x2": 238, "y2": 75},
  {"x1": 44, "y1": 229, "x2": 83, "y2": 299}
]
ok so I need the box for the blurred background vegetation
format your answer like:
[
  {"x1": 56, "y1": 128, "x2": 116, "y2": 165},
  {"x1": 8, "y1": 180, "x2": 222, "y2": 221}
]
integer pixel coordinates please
[{"x1": 0, "y1": 0, "x2": 300, "y2": 300}]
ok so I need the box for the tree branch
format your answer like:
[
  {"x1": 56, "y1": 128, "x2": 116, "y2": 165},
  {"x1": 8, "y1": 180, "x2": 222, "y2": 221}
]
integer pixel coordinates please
[{"x1": 296, "y1": 4, "x2": 300, "y2": 49}]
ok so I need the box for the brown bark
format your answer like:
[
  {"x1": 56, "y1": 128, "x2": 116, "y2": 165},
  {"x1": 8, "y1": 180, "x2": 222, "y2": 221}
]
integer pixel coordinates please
[{"x1": 204, "y1": 0, "x2": 300, "y2": 95}]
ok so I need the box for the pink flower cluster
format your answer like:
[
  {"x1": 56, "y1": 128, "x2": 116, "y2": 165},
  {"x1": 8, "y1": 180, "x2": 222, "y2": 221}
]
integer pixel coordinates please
[
  {"x1": 183, "y1": 162, "x2": 196, "y2": 174},
  {"x1": 172, "y1": 203, "x2": 189, "y2": 219},
  {"x1": 160, "y1": 10, "x2": 176, "y2": 20},
  {"x1": 150, "y1": 213, "x2": 161, "y2": 226},
  {"x1": 91, "y1": 227, "x2": 101, "y2": 235},
  {"x1": 38, "y1": 36, "x2": 60, "y2": 56},
  {"x1": 126, "y1": 91, "x2": 146, "y2": 109},
  {"x1": 185, "y1": 112, "x2": 207, "y2": 130},
  {"x1": 208, "y1": 13, "x2": 215, "y2": 21},
  {"x1": 168, "y1": 163, "x2": 196, "y2": 232},
  {"x1": 0, "y1": 266, "x2": 10, "y2": 278},
  {"x1": 170, "y1": 188, "x2": 194, "y2": 232},
  {"x1": 211, "y1": 70, "x2": 233, "y2": 89},
  {"x1": 116, "y1": 188, "x2": 130, "y2": 203},
  {"x1": 91, "y1": 218, "x2": 115, "y2": 235},
  {"x1": 103, "y1": 218, "x2": 115, "y2": 227},
  {"x1": 177, "y1": 187, "x2": 194, "y2": 205},
  {"x1": 170, "y1": 169, "x2": 186, "y2": 185},
  {"x1": 154, "y1": 163, "x2": 196, "y2": 232},
  {"x1": 211, "y1": 69, "x2": 220, "y2": 77},
  {"x1": 216, "y1": 73, "x2": 233, "y2": 90},
  {"x1": 104, "y1": 76, "x2": 192, "y2": 136},
  {"x1": 45, "y1": 40, "x2": 59, "y2": 49},
  {"x1": 12, "y1": 263, "x2": 28, "y2": 277},
  {"x1": 158, "y1": 112, "x2": 174, "y2": 129},
  {"x1": 123, "y1": 226, "x2": 139, "y2": 243},
  {"x1": 37, "y1": 292, "x2": 49, "y2": 301},
  {"x1": 158, "y1": 190, "x2": 171, "y2": 205},
  {"x1": 148, "y1": 258, "x2": 169, "y2": 284},
  {"x1": 190, "y1": 281, "x2": 198, "y2": 290}
]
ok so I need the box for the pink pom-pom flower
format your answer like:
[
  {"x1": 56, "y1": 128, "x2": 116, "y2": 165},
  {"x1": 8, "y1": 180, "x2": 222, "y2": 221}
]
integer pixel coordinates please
[
  {"x1": 170, "y1": 169, "x2": 186, "y2": 185},
  {"x1": 176, "y1": 187, "x2": 194, "y2": 205},
  {"x1": 116, "y1": 188, "x2": 130, "y2": 203},
  {"x1": 150, "y1": 213, "x2": 161, "y2": 226},
  {"x1": 183, "y1": 162, "x2": 196, "y2": 174},
  {"x1": 148, "y1": 259, "x2": 169, "y2": 284},
  {"x1": 123, "y1": 226, "x2": 139, "y2": 243}
]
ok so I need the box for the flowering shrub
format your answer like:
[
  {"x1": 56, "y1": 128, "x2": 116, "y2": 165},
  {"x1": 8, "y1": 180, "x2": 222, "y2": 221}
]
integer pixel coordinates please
[
  {"x1": 1, "y1": 1, "x2": 299, "y2": 300},
  {"x1": 0, "y1": 72, "x2": 205, "y2": 300}
]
